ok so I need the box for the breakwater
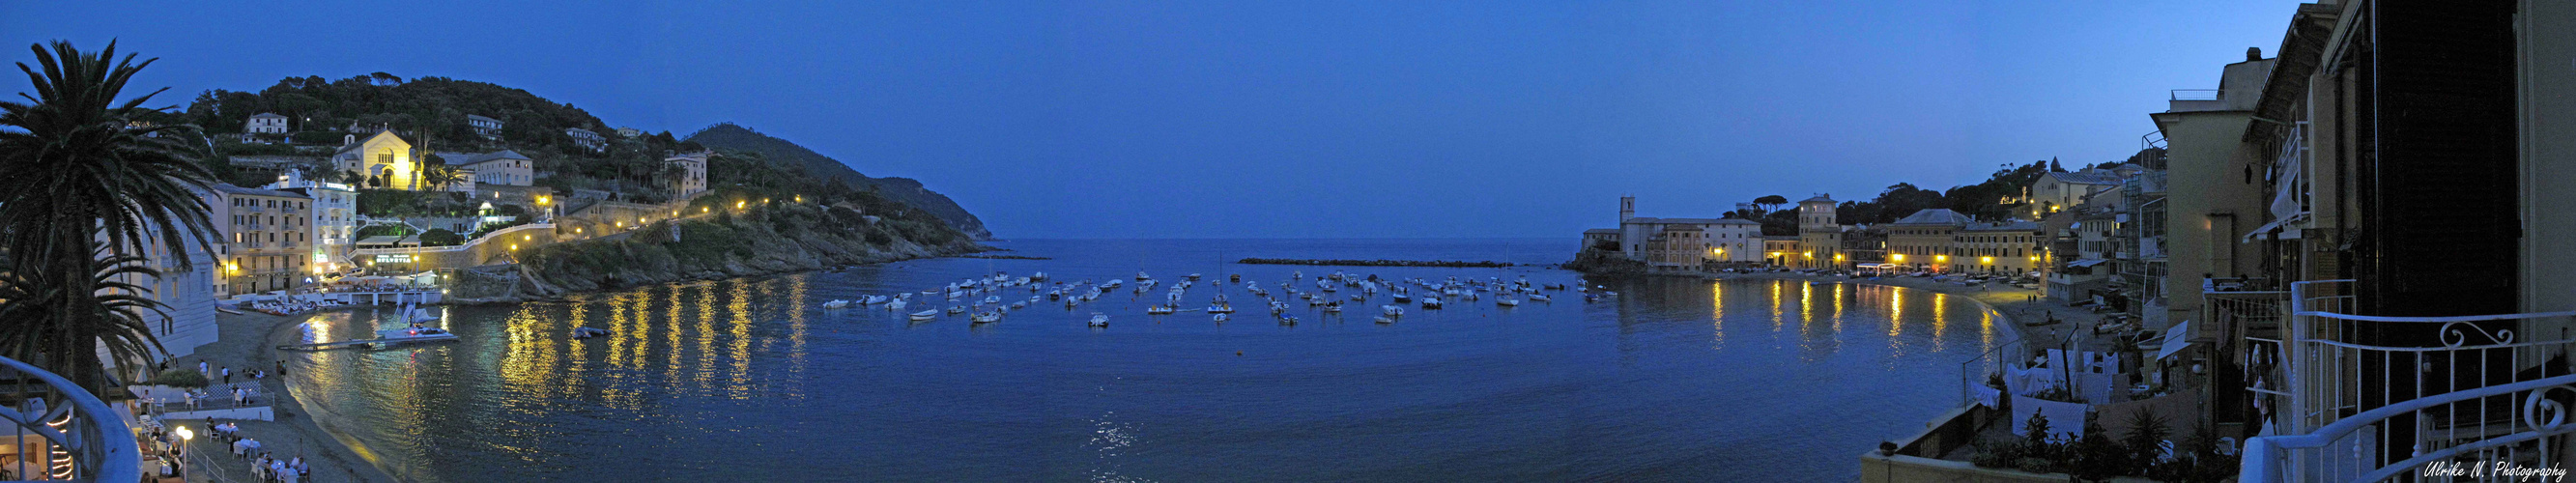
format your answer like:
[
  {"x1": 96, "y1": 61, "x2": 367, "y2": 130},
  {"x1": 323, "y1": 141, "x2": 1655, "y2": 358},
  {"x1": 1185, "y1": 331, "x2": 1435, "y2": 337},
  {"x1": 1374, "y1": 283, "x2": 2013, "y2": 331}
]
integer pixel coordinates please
[{"x1": 1236, "y1": 257, "x2": 1514, "y2": 268}]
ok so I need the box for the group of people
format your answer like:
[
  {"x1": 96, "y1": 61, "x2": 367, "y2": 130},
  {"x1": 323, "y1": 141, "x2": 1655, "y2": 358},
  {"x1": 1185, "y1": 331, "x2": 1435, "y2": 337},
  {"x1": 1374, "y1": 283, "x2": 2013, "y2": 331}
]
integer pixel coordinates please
[
  {"x1": 137, "y1": 416, "x2": 186, "y2": 481},
  {"x1": 208, "y1": 422, "x2": 310, "y2": 483}
]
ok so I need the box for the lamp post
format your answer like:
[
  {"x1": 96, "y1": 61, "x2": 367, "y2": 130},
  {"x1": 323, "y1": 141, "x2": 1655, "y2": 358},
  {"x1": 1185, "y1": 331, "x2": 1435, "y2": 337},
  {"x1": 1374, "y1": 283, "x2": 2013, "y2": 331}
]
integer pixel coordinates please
[{"x1": 174, "y1": 425, "x2": 192, "y2": 457}]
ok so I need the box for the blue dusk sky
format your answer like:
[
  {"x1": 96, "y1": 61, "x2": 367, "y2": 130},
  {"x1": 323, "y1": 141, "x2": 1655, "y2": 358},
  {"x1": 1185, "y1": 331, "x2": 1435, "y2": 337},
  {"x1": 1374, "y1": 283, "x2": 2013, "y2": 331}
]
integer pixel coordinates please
[{"x1": 2, "y1": 1, "x2": 2304, "y2": 239}]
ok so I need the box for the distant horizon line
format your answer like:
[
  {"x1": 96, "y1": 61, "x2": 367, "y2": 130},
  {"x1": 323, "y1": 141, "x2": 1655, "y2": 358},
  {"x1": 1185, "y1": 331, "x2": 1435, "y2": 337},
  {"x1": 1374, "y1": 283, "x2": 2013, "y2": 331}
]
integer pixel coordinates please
[{"x1": 980, "y1": 237, "x2": 1570, "y2": 242}]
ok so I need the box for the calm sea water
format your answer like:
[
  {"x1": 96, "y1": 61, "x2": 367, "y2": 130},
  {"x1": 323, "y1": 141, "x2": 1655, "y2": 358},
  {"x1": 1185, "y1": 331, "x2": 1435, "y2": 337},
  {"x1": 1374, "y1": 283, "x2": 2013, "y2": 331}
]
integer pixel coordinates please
[{"x1": 278, "y1": 239, "x2": 2003, "y2": 482}]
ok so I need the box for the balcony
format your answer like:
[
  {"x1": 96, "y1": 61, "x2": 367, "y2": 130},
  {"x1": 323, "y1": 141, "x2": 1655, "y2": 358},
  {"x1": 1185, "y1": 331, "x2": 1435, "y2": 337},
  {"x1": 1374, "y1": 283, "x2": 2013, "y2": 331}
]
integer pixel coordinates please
[
  {"x1": 2240, "y1": 280, "x2": 2576, "y2": 481},
  {"x1": 0, "y1": 355, "x2": 139, "y2": 482}
]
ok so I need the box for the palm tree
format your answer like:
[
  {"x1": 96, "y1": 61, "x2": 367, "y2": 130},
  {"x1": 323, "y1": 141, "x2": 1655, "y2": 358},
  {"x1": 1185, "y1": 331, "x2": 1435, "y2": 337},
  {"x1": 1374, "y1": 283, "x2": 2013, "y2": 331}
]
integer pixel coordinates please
[
  {"x1": 0, "y1": 248, "x2": 172, "y2": 387},
  {"x1": 0, "y1": 41, "x2": 217, "y2": 393}
]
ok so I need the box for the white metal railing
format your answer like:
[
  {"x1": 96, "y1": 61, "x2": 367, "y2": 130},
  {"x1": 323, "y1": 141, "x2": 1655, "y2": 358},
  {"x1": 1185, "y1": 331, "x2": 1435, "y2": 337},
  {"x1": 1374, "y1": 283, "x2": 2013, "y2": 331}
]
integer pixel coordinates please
[
  {"x1": 2241, "y1": 279, "x2": 2576, "y2": 482},
  {"x1": 0, "y1": 356, "x2": 136, "y2": 482}
]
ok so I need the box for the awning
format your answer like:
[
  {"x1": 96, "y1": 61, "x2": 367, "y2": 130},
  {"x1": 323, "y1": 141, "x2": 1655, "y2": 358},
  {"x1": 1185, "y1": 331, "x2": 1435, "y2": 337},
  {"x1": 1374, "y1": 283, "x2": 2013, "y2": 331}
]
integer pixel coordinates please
[
  {"x1": 2242, "y1": 213, "x2": 2310, "y2": 243},
  {"x1": 2157, "y1": 320, "x2": 2195, "y2": 360},
  {"x1": 2068, "y1": 258, "x2": 2110, "y2": 268}
]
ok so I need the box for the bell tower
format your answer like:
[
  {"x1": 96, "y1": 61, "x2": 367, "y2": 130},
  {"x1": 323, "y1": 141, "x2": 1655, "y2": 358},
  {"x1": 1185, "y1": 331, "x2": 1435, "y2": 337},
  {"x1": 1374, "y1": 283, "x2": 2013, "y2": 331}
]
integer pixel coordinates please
[{"x1": 1618, "y1": 195, "x2": 1635, "y2": 221}]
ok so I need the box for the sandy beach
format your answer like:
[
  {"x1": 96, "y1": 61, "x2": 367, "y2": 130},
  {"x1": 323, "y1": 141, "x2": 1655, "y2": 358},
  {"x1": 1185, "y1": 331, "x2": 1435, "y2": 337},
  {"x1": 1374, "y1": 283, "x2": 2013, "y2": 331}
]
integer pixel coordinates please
[{"x1": 165, "y1": 310, "x2": 398, "y2": 483}]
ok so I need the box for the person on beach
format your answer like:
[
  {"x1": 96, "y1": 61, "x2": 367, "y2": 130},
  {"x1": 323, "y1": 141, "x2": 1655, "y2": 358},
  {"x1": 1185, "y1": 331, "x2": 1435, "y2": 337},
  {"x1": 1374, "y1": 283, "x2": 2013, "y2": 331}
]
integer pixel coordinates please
[
  {"x1": 199, "y1": 361, "x2": 209, "y2": 377},
  {"x1": 221, "y1": 366, "x2": 231, "y2": 384}
]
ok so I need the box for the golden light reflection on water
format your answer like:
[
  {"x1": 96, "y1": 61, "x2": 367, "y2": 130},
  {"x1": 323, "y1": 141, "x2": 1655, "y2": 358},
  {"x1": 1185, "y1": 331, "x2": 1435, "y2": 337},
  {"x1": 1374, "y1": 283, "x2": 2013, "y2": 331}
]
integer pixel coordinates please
[
  {"x1": 1707, "y1": 281, "x2": 1725, "y2": 350},
  {"x1": 696, "y1": 283, "x2": 717, "y2": 389},
  {"x1": 1888, "y1": 286, "x2": 1903, "y2": 338},
  {"x1": 1768, "y1": 281, "x2": 1784, "y2": 330},
  {"x1": 728, "y1": 280, "x2": 754, "y2": 397},
  {"x1": 1830, "y1": 283, "x2": 1843, "y2": 333},
  {"x1": 665, "y1": 285, "x2": 684, "y2": 396},
  {"x1": 1797, "y1": 281, "x2": 1812, "y2": 325}
]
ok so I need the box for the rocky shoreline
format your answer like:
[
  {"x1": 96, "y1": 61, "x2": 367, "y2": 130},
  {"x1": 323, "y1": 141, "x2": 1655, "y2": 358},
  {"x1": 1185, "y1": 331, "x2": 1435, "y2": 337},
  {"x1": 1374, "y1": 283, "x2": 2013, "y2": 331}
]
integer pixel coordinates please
[{"x1": 450, "y1": 202, "x2": 986, "y2": 304}]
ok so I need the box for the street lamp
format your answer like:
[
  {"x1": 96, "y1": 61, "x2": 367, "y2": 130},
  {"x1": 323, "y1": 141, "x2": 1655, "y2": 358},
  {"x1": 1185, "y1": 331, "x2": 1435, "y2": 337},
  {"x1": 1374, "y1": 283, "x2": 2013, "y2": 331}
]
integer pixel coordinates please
[{"x1": 175, "y1": 425, "x2": 192, "y2": 456}]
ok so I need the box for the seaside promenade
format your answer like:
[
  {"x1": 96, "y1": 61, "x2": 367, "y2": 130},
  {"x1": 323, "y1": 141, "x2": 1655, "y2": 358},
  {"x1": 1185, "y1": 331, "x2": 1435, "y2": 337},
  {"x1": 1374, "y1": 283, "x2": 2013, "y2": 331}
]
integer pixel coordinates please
[{"x1": 157, "y1": 310, "x2": 399, "y2": 483}]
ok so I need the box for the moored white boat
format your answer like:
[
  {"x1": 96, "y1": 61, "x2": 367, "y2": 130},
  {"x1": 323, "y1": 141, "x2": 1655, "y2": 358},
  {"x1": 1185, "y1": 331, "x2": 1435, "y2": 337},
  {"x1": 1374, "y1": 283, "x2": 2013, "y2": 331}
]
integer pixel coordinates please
[
  {"x1": 909, "y1": 310, "x2": 938, "y2": 321},
  {"x1": 971, "y1": 311, "x2": 1002, "y2": 324},
  {"x1": 822, "y1": 299, "x2": 851, "y2": 309},
  {"x1": 374, "y1": 326, "x2": 458, "y2": 345},
  {"x1": 1089, "y1": 312, "x2": 1109, "y2": 327}
]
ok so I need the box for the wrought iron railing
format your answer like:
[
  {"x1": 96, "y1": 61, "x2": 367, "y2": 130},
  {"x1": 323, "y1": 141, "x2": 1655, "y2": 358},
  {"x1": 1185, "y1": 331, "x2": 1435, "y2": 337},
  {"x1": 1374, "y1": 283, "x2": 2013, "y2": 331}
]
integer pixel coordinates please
[
  {"x1": 0, "y1": 355, "x2": 136, "y2": 482},
  {"x1": 2240, "y1": 279, "x2": 2576, "y2": 481}
]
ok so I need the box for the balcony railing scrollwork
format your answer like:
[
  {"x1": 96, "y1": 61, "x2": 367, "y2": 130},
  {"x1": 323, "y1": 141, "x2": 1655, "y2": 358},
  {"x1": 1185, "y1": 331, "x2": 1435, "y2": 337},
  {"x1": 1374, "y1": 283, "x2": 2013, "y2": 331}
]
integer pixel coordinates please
[{"x1": 2240, "y1": 279, "x2": 2576, "y2": 482}]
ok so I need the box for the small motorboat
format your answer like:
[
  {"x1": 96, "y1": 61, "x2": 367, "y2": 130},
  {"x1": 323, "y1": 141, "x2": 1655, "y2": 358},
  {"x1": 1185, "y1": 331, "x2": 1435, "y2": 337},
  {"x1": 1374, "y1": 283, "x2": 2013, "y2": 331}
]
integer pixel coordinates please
[
  {"x1": 1089, "y1": 312, "x2": 1110, "y2": 327},
  {"x1": 971, "y1": 311, "x2": 1002, "y2": 324},
  {"x1": 374, "y1": 326, "x2": 458, "y2": 345},
  {"x1": 1529, "y1": 294, "x2": 1551, "y2": 302},
  {"x1": 888, "y1": 299, "x2": 909, "y2": 311},
  {"x1": 1374, "y1": 316, "x2": 1395, "y2": 325},
  {"x1": 1497, "y1": 298, "x2": 1521, "y2": 307},
  {"x1": 1322, "y1": 301, "x2": 1343, "y2": 313},
  {"x1": 1010, "y1": 301, "x2": 1028, "y2": 309},
  {"x1": 1391, "y1": 293, "x2": 1412, "y2": 302},
  {"x1": 982, "y1": 296, "x2": 1001, "y2": 304},
  {"x1": 1188, "y1": 273, "x2": 1202, "y2": 280},
  {"x1": 822, "y1": 299, "x2": 852, "y2": 309},
  {"x1": 1381, "y1": 305, "x2": 1404, "y2": 317},
  {"x1": 1147, "y1": 305, "x2": 1177, "y2": 315},
  {"x1": 909, "y1": 310, "x2": 939, "y2": 322},
  {"x1": 1135, "y1": 271, "x2": 1152, "y2": 281},
  {"x1": 571, "y1": 327, "x2": 611, "y2": 339},
  {"x1": 947, "y1": 305, "x2": 967, "y2": 315},
  {"x1": 1421, "y1": 298, "x2": 1443, "y2": 309},
  {"x1": 1032, "y1": 271, "x2": 1049, "y2": 281}
]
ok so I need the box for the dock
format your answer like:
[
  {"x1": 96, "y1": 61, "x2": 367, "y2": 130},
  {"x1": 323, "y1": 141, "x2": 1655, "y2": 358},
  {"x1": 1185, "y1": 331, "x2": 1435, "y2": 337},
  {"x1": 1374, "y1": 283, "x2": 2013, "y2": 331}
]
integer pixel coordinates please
[{"x1": 275, "y1": 339, "x2": 408, "y2": 352}]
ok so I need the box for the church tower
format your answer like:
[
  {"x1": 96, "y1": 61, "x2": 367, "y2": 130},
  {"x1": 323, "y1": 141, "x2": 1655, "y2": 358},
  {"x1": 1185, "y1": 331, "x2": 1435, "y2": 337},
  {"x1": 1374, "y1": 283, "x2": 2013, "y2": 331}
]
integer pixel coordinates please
[{"x1": 1619, "y1": 195, "x2": 1635, "y2": 221}]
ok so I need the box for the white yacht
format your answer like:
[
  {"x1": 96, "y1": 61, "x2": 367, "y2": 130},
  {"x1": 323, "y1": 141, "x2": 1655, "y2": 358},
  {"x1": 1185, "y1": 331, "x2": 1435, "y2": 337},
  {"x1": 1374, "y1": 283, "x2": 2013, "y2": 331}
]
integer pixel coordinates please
[{"x1": 374, "y1": 325, "x2": 458, "y2": 345}]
